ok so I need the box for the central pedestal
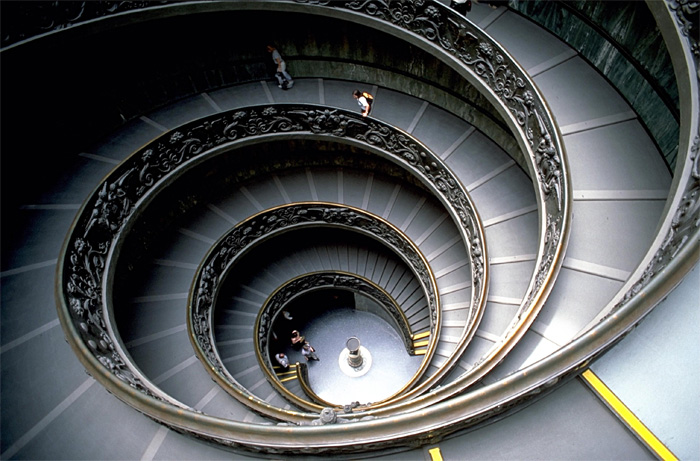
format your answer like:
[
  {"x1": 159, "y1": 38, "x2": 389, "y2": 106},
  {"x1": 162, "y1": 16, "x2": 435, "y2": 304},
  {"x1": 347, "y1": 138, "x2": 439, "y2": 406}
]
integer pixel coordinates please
[{"x1": 338, "y1": 337, "x2": 372, "y2": 377}]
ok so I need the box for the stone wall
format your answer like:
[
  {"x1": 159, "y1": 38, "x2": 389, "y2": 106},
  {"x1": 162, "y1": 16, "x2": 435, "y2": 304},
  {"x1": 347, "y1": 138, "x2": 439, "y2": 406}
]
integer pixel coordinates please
[
  {"x1": 509, "y1": 0, "x2": 679, "y2": 170},
  {"x1": 2, "y1": 6, "x2": 524, "y2": 218}
]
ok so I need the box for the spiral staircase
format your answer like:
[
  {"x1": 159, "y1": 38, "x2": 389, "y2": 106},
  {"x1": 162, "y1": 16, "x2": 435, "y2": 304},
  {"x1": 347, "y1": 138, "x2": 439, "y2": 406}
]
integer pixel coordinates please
[{"x1": 1, "y1": 1, "x2": 698, "y2": 460}]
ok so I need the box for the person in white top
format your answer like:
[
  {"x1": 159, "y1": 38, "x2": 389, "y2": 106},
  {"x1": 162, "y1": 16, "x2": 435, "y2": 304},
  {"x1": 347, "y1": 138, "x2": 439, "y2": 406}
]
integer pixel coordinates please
[
  {"x1": 275, "y1": 352, "x2": 290, "y2": 369},
  {"x1": 266, "y1": 44, "x2": 294, "y2": 89},
  {"x1": 450, "y1": 0, "x2": 471, "y2": 15},
  {"x1": 353, "y1": 89, "x2": 373, "y2": 117},
  {"x1": 301, "y1": 342, "x2": 319, "y2": 361}
]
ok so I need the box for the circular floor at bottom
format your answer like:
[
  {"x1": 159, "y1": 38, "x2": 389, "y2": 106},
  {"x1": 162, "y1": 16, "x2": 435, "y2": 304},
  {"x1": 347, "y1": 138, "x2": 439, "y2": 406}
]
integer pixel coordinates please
[{"x1": 287, "y1": 307, "x2": 423, "y2": 406}]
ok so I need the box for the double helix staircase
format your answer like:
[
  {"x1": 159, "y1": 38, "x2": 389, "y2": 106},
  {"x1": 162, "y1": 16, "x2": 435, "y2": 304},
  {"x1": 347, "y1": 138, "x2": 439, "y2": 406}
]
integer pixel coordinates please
[{"x1": 1, "y1": 1, "x2": 697, "y2": 459}]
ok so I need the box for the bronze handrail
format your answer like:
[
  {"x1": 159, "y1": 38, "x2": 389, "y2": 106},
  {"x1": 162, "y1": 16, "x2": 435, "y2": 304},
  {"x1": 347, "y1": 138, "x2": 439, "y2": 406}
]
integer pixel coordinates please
[
  {"x1": 190, "y1": 204, "x2": 441, "y2": 415},
  {"x1": 53, "y1": 2, "x2": 672, "y2": 453}
]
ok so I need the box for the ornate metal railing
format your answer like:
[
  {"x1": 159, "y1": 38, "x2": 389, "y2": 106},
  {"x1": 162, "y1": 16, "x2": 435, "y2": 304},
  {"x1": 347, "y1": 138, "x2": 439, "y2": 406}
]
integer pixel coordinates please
[
  {"x1": 343, "y1": 0, "x2": 698, "y2": 432},
  {"x1": 56, "y1": 100, "x2": 489, "y2": 431},
  {"x1": 53, "y1": 0, "x2": 584, "y2": 453},
  {"x1": 281, "y1": 0, "x2": 572, "y2": 413},
  {"x1": 254, "y1": 274, "x2": 421, "y2": 410},
  {"x1": 190, "y1": 204, "x2": 439, "y2": 414},
  {"x1": 294, "y1": 362, "x2": 338, "y2": 408},
  {"x1": 257, "y1": 270, "x2": 415, "y2": 363},
  {"x1": 578, "y1": 2, "x2": 699, "y2": 333},
  {"x1": 509, "y1": 0, "x2": 680, "y2": 169},
  {"x1": 0, "y1": 1, "x2": 170, "y2": 49}
]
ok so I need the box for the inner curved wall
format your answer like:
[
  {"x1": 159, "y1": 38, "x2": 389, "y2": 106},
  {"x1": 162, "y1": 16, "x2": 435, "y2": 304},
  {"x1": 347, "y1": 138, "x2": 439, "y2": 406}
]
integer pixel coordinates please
[
  {"x1": 113, "y1": 139, "x2": 436, "y2": 303},
  {"x1": 1, "y1": 7, "x2": 524, "y2": 220},
  {"x1": 509, "y1": 0, "x2": 679, "y2": 168}
]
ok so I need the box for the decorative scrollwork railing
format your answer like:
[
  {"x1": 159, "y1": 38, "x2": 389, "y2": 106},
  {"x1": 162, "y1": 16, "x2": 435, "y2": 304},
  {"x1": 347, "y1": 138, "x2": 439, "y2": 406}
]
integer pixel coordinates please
[
  {"x1": 49, "y1": 0, "x2": 697, "y2": 455},
  {"x1": 279, "y1": 0, "x2": 571, "y2": 413},
  {"x1": 0, "y1": 1, "x2": 170, "y2": 49},
  {"x1": 577, "y1": 1, "x2": 699, "y2": 334},
  {"x1": 255, "y1": 270, "x2": 415, "y2": 409},
  {"x1": 57, "y1": 101, "x2": 488, "y2": 430},
  {"x1": 257, "y1": 270, "x2": 415, "y2": 364},
  {"x1": 53, "y1": 0, "x2": 581, "y2": 454},
  {"x1": 191, "y1": 204, "x2": 439, "y2": 414}
]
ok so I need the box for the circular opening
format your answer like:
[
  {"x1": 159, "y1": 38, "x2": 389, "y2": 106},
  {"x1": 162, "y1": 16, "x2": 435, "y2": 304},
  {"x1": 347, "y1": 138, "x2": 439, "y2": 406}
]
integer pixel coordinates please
[{"x1": 272, "y1": 292, "x2": 421, "y2": 405}]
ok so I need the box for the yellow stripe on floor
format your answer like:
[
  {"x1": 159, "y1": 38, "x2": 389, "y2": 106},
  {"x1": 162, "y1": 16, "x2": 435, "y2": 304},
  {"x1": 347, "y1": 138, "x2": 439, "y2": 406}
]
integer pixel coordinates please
[
  {"x1": 428, "y1": 447, "x2": 443, "y2": 461},
  {"x1": 413, "y1": 339, "x2": 429, "y2": 347},
  {"x1": 581, "y1": 369, "x2": 677, "y2": 461}
]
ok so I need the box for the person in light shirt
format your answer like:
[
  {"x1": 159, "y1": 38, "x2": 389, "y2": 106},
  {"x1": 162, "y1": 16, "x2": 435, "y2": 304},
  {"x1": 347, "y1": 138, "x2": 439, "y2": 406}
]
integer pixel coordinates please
[
  {"x1": 353, "y1": 89, "x2": 373, "y2": 117},
  {"x1": 274, "y1": 352, "x2": 289, "y2": 369},
  {"x1": 267, "y1": 44, "x2": 294, "y2": 89},
  {"x1": 302, "y1": 342, "x2": 319, "y2": 361}
]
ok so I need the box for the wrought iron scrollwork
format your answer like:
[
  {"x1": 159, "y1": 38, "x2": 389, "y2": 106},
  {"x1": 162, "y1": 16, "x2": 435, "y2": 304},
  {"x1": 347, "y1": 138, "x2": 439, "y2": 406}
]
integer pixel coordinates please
[
  {"x1": 190, "y1": 204, "x2": 439, "y2": 410},
  {"x1": 333, "y1": 0, "x2": 567, "y2": 216},
  {"x1": 668, "y1": 0, "x2": 700, "y2": 41},
  {"x1": 596, "y1": 1, "x2": 699, "y2": 319},
  {"x1": 256, "y1": 271, "x2": 414, "y2": 361},
  {"x1": 59, "y1": 101, "x2": 489, "y2": 423},
  {"x1": 614, "y1": 122, "x2": 700, "y2": 312},
  {"x1": 54, "y1": 0, "x2": 581, "y2": 453},
  {"x1": 1, "y1": 1, "x2": 170, "y2": 48},
  {"x1": 312, "y1": 0, "x2": 570, "y2": 402}
]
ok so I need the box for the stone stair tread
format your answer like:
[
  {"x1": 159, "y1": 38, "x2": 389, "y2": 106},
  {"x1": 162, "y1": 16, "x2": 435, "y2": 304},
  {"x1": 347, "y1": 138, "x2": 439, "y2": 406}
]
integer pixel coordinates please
[
  {"x1": 2, "y1": 0, "x2": 681, "y2": 452},
  {"x1": 144, "y1": 92, "x2": 220, "y2": 130}
]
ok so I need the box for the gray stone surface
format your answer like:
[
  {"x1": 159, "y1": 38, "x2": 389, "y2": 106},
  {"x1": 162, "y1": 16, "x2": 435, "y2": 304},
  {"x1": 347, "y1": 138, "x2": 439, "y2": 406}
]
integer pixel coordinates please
[
  {"x1": 483, "y1": 7, "x2": 573, "y2": 72},
  {"x1": 14, "y1": 384, "x2": 161, "y2": 461},
  {"x1": 484, "y1": 211, "x2": 538, "y2": 259},
  {"x1": 434, "y1": 378, "x2": 654, "y2": 460},
  {"x1": 534, "y1": 57, "x2": 632, "y2": 128},
  {"x1": 1, "y1": 328, "x2": 87, "y2": 453},
  {"x1": 592, "y1": 264, "x2": 700, "y2": 460},
  {"x1": 297, "y1": 307, "x2": 423, "y2": 405},
  {"x1": 1, "y1": 265, "x2": 58, "y2": 344},
  {"x1": 564, "y1": 120, "x2": 671, "y2": 191},
  {"x1": 209, "y1": 82, "x2": 273, "y2": 111},
  {"x1": 534, "y1": 268, "x2": 624, "y2": 346},
  {"x1": 566, "y1": 200, "x2": 667, "y2": 273},
  {"x1": 146, "y1": 93, "x2": 220, "y2": 130}
]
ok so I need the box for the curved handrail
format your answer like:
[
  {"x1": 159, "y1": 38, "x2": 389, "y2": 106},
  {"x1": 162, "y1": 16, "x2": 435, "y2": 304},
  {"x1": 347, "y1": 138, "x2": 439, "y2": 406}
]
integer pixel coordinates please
[
  {"x1": 254, "y1": 271, "x2": 424, "y2": 409},
  {"x1": 52, "y1": 0, "x2": 583, "y2": 453},
  {"x1": 295, "y1": 362, "x2": 340, "y2": 408},
  {"x1": 256, "y1": 270, "x2": 414, "y2": 367},
  {"x1": 582, "y1": 0, "x2": 699, "y2": 326},
  {"x1": 56, "y1": 102, "x2": 487, "y2": 426},
  {"x1": 257, "y1": 271, "x2": 416, "y2": 409},
  {"x1": 330, "y1": 0, "x2": 699, "y2": 434},
  {"x1": 255, "y1": 270, "x2": 413, "y2": 356},
  {"x1": 0, "y1": 1, "x2": 172, "y2": 49},
  {"x1": 508, "y1": 0, "x2": 680, "y2": 171},
  {"x1": 190, "y1": 203, "x2": 440, "y2": 415},
  {"x1": 283, "y1": 0, "x2": 572, "y2": 413}
]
